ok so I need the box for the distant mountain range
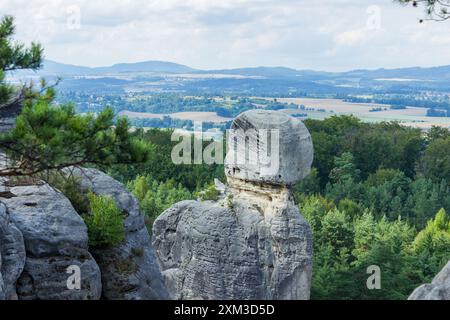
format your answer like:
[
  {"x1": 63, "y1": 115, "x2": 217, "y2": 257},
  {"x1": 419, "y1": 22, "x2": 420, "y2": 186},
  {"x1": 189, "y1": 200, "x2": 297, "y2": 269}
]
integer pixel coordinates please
[
  {"x1": 42, "y1": 60, "x2": 196, "y2": 75},
  {"x1": 8, "y1": 59, "x2": 449, "y2": 97},
  {"x1": 38, "y1": 59, "x2": 450, "y2": 82}
]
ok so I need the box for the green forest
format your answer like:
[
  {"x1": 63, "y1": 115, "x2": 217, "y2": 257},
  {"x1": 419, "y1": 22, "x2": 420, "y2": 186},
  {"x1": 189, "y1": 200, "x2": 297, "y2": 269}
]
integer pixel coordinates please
[{"x1": 109, "y1": 118, "x2": 450, "y2": 300}]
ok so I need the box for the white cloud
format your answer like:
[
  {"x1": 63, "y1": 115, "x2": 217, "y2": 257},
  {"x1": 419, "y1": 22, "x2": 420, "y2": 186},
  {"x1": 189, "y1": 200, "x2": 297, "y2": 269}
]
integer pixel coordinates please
[
  {"x1": 0, "y1": 0, "x2": 449, "y2": 71},
  {"x1": 334, "y1": 29, "x2": 373, "y2": 46}
]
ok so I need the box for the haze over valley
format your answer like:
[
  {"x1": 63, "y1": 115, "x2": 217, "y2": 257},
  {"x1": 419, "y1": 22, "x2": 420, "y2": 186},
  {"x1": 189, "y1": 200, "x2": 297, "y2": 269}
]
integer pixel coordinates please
[{"x1": 10, "y1": 59, "x2": 450, "y2": 130}]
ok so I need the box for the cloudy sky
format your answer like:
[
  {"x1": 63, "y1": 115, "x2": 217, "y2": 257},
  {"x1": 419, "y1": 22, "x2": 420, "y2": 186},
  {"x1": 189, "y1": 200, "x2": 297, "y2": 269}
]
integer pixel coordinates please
[{"x1": 1, "y1": 0, "x2": 449, "y2": 71}]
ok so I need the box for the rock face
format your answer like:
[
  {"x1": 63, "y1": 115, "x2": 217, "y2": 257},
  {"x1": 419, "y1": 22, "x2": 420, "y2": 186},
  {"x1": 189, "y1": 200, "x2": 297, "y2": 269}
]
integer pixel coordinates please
[
  {"x1": 0, "y1": 182, "x2": 102, "y2": 300},
  {"x1": 0, "y1": 203, "x2": 26, "y2": 300},
  {"x1": 69, "y1": 168, "x2": 169, "y2": 300},
  {"x1": 153, "y1": 110, "x2": 314, "y2": 300},
  {"x1": 0, "y1": 99, "x2": 21, "y2": 133},
  {"x1": 0, "y1": 167, "x2": 170, "y2": 300},
  {"x1": 225, "y1": 110, "x2": 313, "y2": 185},
  {"x1": 0, "y1": 168, "x2": 169, "y2": 300},
  {"x1": 408, "y1": 261, "x2": 450, "y2": 300}
]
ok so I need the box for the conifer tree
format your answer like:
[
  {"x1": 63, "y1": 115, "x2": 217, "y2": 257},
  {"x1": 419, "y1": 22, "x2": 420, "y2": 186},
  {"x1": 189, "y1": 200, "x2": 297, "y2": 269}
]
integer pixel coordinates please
[
  {"x1": 0, "y1": 15, "x2": 152, "y2": 177},
  {"x1": 395, "y1": 0, "x2": 450, "y2": 22}
]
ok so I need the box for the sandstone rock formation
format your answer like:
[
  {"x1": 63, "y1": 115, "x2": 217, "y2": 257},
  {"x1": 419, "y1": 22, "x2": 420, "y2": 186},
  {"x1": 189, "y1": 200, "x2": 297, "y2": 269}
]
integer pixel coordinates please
[
  {"x1": 408, "y1": 261, "x2": 450, "y2": 300},
  {"x1": 0, "y1": 168, "x2": 168, "y2": 300},
  {"x1": 153, "y1": 110, "x2": 314, "y2": 300},
  {"x1": 225, "y1": 109, "x2": 313, "y2": 185},
  {"x1": 69, "y1": 167, "x2": 169, "y2": 300},
  {"x1": 0, "y1": 181, "x2": 102, "y2": 300},
  {"x1": 0, "y1": 203, "x2": 25, "y2": 300}
]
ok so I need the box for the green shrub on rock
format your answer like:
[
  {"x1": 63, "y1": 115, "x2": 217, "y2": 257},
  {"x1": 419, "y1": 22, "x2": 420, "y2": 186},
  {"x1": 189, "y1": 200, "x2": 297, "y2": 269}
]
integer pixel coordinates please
[
  {"x1": 84, "y1": 193, "x2": 125, "y2": 248},
  {"x1": 45, "y1": 172, "x2": 89, "y2": 215},
  {"x1": 197, "y1": 184, "x2": 219, "y2": 202},
  {"x1": 127, "y1": 175, "x2": 193, "y2": 230}
]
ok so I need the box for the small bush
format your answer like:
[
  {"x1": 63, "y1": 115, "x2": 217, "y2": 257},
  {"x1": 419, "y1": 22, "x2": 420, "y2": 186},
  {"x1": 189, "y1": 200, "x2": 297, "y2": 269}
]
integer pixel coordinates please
[
  {"x1": 197, "y1": 184, "x2": 220, "y2": 201},
  {"x1": 114, "y1": 256, "x2": 137, "y2": 275},
  {"x1": 127, "y1": 175, "x2": 193, "y2": 230},
  {"x1": 131, "y1": 247, "x2": 144, "y2": 257},
  {"x1": 45, "y1": 172, "x2": 89, "y2": 214},
  {"x1": 226, "y1": 194, "x2": 234, "y2": 209},
  {"x1": 84, "y1": 193, "x2": 125, "y2": 248}
]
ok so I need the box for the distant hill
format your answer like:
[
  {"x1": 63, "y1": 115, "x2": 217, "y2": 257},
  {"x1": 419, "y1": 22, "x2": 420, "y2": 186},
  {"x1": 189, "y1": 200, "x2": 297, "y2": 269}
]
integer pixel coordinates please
[
  {"x1": 95, "y1": 61, "x2": 196, "y2": 74},
  {"x1": 201, "y1": 66, "x2": 304, "y2": 78},
  {"x1": 39, "y1": 60, "x2": 450, "y2": 81},
  {"x1": 338, "y1": 66, "x2": 450, "y2": 81},
  {"x1": 42, "y1": 60, "x2": 93, "y2": 75},
  {"x1": 42, "y1": 60, "x2": 196, "y2": 75},
  {"x1": 211, "y1": 65, "x2": 450, "y2": 81}
]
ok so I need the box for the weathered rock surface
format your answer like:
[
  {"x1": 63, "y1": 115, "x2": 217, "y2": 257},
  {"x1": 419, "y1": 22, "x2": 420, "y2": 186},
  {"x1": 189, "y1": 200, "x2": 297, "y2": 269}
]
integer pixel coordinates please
[
  {"x1": 408, "y1": 261, "x2": 450, "y2": 300},
  {"x1": 69, "y1": 167, "x2": 169, "y2": 300},
  {"x1": 0, "y1": 203, "x2": 26, "y2": 300},
  {"x1": 0, "y1": 267, "x2": 2, "y2": 299},
  {"x1": 0, "y1": 182, "x2": 102, "y2": 300},
  {"x1": 153, "y1": 110, "x2": 314, "y2": 300},
  {"x1": 225, "y1": 110, "x2": 313, "y2": 185},
  {"x1": 153, "y1": 197, "x2": 312, "y2": 300},
  {"x1": 0, "y1": 263, "x2": 3, "y2": 300}
]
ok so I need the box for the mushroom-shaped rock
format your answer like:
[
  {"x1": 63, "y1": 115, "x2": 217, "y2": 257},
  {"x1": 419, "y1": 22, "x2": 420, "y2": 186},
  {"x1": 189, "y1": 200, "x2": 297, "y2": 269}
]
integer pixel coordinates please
[
  {"x1": 225, "y1": 110, "x2": 313, "y2": 185},
  {"x1": 153, "y1": 110, "x2": 314, "y2": 300}
]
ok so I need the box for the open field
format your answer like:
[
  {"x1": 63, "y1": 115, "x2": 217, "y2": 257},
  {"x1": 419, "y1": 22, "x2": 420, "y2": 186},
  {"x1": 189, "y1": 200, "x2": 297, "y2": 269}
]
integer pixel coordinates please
[
  {"x1": 170, "y1": 112, "x2": 232, "y2": 123},
  {"x1": 119, "y1": 110, "x2": 232, "y2": 123},
  {"x1": 275, "y1": 98, "x2": 388, "y2": 113},
  {"x1": 119, "y1": 111, "x2": 162, "y2": 119},
  {"x1": 264, "y1": 97, "x2": 450, "y2": 129},
  {"x1": 120, "y1": 97, "x2": 450, "y2": 129}
]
